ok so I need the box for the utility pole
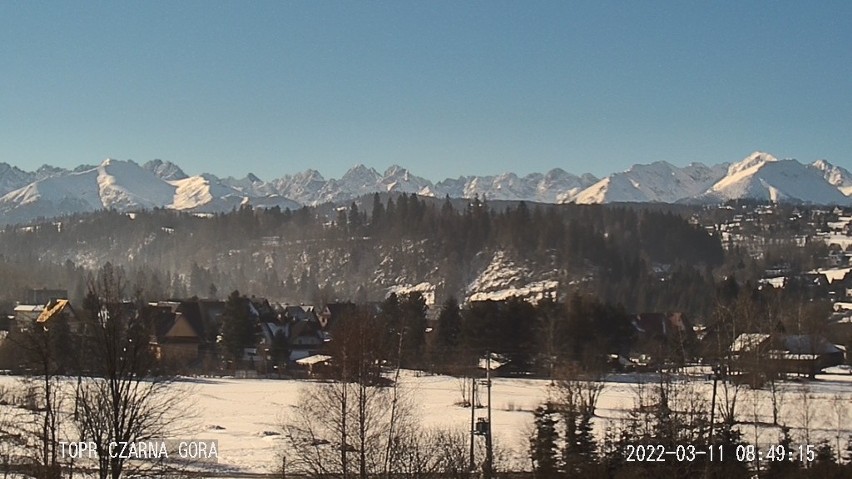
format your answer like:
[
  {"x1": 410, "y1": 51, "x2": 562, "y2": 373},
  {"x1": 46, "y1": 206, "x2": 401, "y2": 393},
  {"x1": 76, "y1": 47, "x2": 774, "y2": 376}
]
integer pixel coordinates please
[
  {"x1": 483, "y1": 353, "x2": 493, "y2": 479},
  {"x1": 709, "y1": 365, "x2": 718, "y2": 443},
  {"x1": 341, "y1": 347, "x2": 348, "y2": 479},
  {"x1": 469, "y1": 374, "x2": 476, "y2": 472},
  {"x1": 709, "y1": 362, "x2": 726, "y2": 442}
]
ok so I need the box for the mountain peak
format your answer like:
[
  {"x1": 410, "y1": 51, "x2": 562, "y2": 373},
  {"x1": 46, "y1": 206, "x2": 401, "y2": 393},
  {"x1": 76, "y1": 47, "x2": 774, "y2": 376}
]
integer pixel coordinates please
[
  {"x1": 36, "y1": 164, "x2": 67, "y2": 175},
  {"x1": 383, "y1": 164, "x2": 408, "y2": 177},
  {"x1": 544, "y1": 167, "x2": 569, "y2": 178},
  {"x1": 342, "y1": 164, "x2": 381, "y2": 183},
  {"x1": 295, "y1": 169, "x2": 323, "y2": 180},
  {"x1": 811, "y1": 159, "x2": 833, "y2": 171},
  {"x1": 703, "y1": 153, "x2": 851, "y2": 204},
  {"x1": 143, "y1": 159, "x2": 188, "y2": 181},
  {"x1": 347, "y1": 163, "x2": 371, "y2": 173},
  {"x1": 726, "y1": 151, "x2": 778, "y2": 178},
  {"x1": 809, "y1": 159, "x2": 852, "y2": 195}
]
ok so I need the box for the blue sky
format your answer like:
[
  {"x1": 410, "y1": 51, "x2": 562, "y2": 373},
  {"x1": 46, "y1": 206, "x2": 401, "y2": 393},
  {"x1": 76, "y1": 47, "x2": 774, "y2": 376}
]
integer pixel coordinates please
[{"x1": 1, "y1": 1, "x2": 850, "y2": 180}]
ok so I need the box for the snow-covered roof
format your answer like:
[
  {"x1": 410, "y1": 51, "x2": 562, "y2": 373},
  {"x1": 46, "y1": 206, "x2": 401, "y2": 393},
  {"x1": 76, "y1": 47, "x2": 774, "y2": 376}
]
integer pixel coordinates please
[
  {"x1": 811, "y1": 267, "x2": 852, "y2": 283},
  {"x1": 768, "y1": 351, "x2": 820, "y2": 361},
  {"x1": 478, "y1": 353, "x2": 507, "y2": 370},
  {"x1": 296, "y1": 354, "x2": 332, "y2": 366},
  {"x1": 782, "y1": 335, "x2": 843, "y2": 355},
  {"x1": 730, "y1": 333, "x2": 770, "y2": 353},
  {"x1": 833, "y1": 302, "x2": 852, "y2": 312},
  {"x1": 36, "y1": 299, "x2": 70, "y2": 323},
  {"x1": 759, "y1": 277, "x2": 786, "y2": 289},
  {"x1": 14, "y1": 304, "x2": 44, "y2": 312}
]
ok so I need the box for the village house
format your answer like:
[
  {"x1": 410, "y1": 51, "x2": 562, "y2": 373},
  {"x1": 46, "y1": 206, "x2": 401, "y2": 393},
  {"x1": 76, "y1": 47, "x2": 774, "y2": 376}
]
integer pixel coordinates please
[
  {"x1": 630, "y1": 312, "x2": 697, "y2": 364},
  {"x1": 729, "y1": 332, "x2": 845, "y2": 379},
  {"x1": 826, "y1": 310, "x2": 852, "y2": 348},
  {"x1": 282, "y1": 304, "x2": 325, "y2": 361},
  {"x1": 145, "y1": 299, "x2": 225, "y2": 369}
]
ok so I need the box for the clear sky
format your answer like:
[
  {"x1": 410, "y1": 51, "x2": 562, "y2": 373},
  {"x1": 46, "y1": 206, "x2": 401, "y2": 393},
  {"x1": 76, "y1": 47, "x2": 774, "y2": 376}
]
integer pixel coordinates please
[{"x1": 1, "y1": 1, "x2": 850, "y2": 180}]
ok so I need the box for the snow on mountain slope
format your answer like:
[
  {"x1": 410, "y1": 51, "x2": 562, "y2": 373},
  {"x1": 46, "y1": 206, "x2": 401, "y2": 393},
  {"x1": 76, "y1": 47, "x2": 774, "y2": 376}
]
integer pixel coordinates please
[
  {"x1": 467, "y1": 251, "x2": 558, "y2": 303},
  {"x1": 219, "y1": 172, "x2": 279, "y2": 197},
  {"x1": 168, "y1": 174, "x2": 253, "y2": 213},
  {"x1": 431, "y1": 177, "x2": 467, "y2": 199},
  {"x1": 170, "y1": 175, "x2": 230, "y2": 210},
  {"x1": 572, "y1": 161, "x2": 726, "y2": 204},
  {"x1": 682, "y1": 162, "x2": 730, "y2": 189},
  {"x1": 378, "y1": 165, "x2": 432, "y2": 195},
  {"x1": 537, "y1": 169, "x2": 598, "y2": 203},
  {"x1": 96, "y1": 159, "x2": 176, "y2": 209},
  {"x1": 270, "y1": 169, "x2": 327, "y2": 205},
  {"x1": 0, "y1": 159, "x2": 175, "y2": 222},
  {"x1": 0, "y1": 168, "x2": 101, "y2": 222},
  {"x1": 36, "y1": 164, "x2": 71, "y2": 179},
  {"x1": 143, "y1": 159, "x2": 188, "y2": 180},
  {"x1": 811, "y1": 159, "x2": 852, "y2": 196},
  {"x1": 462, "y1": 172, "x2": 535, "y2": 201},
  {"x1": 0, "y1": 151, "x2": 849, "y2": 225},
  {"x1": 0, "y1": 159, "x2": 299, "y2": 224},
  {"x1": 700, "y1": 153, "x2": 852, "y2": 204},
  {"x1": 169, "y1": 174, "x2": 301, "y2": 212},
  {"x1": 725, "y1": 151, "x2": 776, "y2": 177},
  {"x1": 313, "y1": 164, "x2": 384, "y2": 203},
  {"x1": 429, "y1": 170, "x2": 597, "y2": 203},
  {"x1": 572, "y1": 176, "x2": 641, "y2": 204},
  {"x1": 0, "y1": 163, "x2": 37, "y2": 196}
]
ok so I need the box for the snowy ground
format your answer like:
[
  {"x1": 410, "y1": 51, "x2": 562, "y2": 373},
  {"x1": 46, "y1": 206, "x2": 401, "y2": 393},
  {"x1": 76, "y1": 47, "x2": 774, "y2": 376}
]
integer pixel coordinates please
[{"x1": 1, "y1": 370, "x2": 850, "y2": 474}]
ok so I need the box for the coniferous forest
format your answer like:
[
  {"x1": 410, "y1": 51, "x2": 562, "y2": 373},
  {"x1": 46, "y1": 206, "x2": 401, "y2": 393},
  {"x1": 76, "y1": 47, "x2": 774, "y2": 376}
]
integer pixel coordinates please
[{"x1": 0, "y1": 194, "x2": 724, "y2": 315}]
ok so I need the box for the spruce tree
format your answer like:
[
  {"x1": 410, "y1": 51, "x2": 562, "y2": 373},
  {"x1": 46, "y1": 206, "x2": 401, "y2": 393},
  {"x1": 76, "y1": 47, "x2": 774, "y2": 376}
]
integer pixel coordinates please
[
  {"x1": 530, "y1": 403, "x2": 560, "y2": 478},
  {"x1": 220, "y1": 290, "x2": 256, "y2": 369},
  {"x1": 436, "y1": 296, "x2": 462, "y2": 352},
  {"x1": 269, "y1": 329, "x2": 290, "y2": 377}
]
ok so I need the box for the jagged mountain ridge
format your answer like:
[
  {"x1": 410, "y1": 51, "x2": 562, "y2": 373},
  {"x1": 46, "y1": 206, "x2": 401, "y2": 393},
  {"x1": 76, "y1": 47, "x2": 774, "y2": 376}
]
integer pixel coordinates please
[
  {"x1": 810, "y1": 159, "x2": 852, "y2": 196},
  {"x1": 0, "y1": 152, "x2": 849, "y2": 225},
  {"x1": 0, "y1": 159, "x2": 300, "y2": 223},
  {"x1": 697, "y1": 152, "x2": 852, "y2": 204},
  {"x1": 572, "y1": 161, "x2": 731, "y2": 204}
]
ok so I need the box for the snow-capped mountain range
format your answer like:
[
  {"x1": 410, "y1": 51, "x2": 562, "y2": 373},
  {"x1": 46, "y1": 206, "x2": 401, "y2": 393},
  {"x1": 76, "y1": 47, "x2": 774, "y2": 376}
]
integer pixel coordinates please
[{"x1": 0, "y1": 152, "x2": 849, "y2": 225}]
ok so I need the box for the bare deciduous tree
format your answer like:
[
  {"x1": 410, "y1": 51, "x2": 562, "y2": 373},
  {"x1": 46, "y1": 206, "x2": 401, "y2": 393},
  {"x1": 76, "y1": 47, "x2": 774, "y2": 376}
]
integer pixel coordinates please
[
  {"x1": 72, "y1": 264, "x2": 192, "y2": 479},
  {"x1": 14, "y1": 318, "x2": 67, "y2": 479},
  {"x1": 0, "y1": 385, "x2": 24, "y2": 479},
  {"x1": 831, "y1": 393, "x2": 848, "y2": 462},
  {"x1": 283, "y1": 380, "x2": 418, "y2": 479},
  {"x1": 796, "y1": 383, "x2": 814, "y2": 445}
]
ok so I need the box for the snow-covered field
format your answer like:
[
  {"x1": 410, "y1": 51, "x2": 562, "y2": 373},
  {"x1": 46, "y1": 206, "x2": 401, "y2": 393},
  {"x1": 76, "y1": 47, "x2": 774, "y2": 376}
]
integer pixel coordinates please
[{"x1": 1, "y1": 370, "x2": 851, "y2": 474}]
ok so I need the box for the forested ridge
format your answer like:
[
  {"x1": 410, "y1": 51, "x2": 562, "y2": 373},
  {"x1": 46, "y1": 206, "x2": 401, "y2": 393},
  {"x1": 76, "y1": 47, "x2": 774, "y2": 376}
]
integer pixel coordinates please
[{"x1": 0, "y1": 194, "x2": 723, "y2": 315}]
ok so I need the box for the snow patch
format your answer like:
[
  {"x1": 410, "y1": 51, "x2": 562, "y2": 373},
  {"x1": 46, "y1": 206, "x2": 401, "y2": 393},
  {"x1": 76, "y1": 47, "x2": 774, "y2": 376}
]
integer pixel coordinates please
[
  {"x1": 387, "y1": 282, "x2": 436, "y2": 306},
  {"x1": 467, "y1": 251, "x2": 558, "y2": 303}
]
